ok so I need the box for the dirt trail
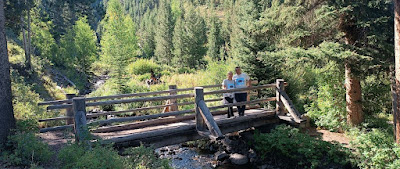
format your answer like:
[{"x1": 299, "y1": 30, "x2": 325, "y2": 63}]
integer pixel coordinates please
[{"x1": 305, "y1": 127, "x2": 351, "y2": 147}]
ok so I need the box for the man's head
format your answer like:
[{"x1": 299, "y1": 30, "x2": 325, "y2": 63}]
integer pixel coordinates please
[
  {"x1": 227, "y1": 71, "x2": 233, "y2": 79},
  {"x1": 235, "y1": 66, "x2": 242, "y2": 75}
]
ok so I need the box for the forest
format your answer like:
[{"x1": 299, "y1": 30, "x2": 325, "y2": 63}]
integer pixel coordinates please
[{"x1": 0, "y1": 0, "x2": 399, "y2": 168}]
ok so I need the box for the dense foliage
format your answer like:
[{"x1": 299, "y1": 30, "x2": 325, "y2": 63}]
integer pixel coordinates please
[{"x1": 254, "y1": 125, "x2": 352, "y2": 168}]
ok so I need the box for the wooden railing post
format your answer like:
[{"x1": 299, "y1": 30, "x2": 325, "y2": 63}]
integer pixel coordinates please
[
  {"x1": 276, "y1": 79, "x2": 285, "y2": 115},
  {"x1": 169, "y1": 85, "x2": 178, "y2": 112},
  {"x1": 66, "y1": 94, "x2": 76, "y2": 125},
  {"x1": 195, "y1": 87, "x2": 206, "y2": 131},
  {"x1": 72, "y1": 97, "x2": 89, "y2": 142}
]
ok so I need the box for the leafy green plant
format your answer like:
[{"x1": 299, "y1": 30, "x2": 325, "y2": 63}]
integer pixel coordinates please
[
  {"x1": 253, "y1": 125, "x2": 351, "y2": 169},
  {"x1": 123, "y1": 145, "x2": 171, "y2": 169},
  {"x1": 350, "y1": 128, "x2": 400, "y2": 169},
  {"x1": 127, "y1": 59, "x2": 161, "y2": 75},
  {"x1": 1, "y1": 132, "x2": 53, "y2": 167},
  {"x1": 58, "y1": 143, "x2": 125, "y2": 169}
]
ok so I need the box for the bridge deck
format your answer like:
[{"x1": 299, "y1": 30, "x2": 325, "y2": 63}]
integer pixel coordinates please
[{"x1": 93, "y1": 109, "x2": 278, "y2": 148}]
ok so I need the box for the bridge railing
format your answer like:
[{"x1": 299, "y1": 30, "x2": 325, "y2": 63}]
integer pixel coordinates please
[{"x1": 38, "y1": 79, "x2": 297, "y2": 142}]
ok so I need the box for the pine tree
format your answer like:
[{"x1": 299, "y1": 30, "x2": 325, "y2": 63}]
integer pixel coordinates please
[
  {"x1": 154, "y1": 0, "x2": 174, "y2": 64},
  {"x1": 30, "y1": 6, "x2": 58, "y2": 63},
  {"x1": 172, "y1": 3, "x2": 207, "y2": 68},
  {"x1": 206, "y1": 6, "x2": 222, "y2": 60},
  {"x1": 230, "y1": 0, "x2": 271, "y2": 81},
  {"x1": 60, "y1": 17, "x2": 97, "y2": 74},
  {"x1": 172, "y1": 14, "x2": 185, "y2": 64},
  {"x1": 138, "y1": 9, "x2": 156, "y2": 58},
  {"x1": 101, "y1": 0, "x2": 138, "y2": 91},
  {"x1": 327, "y1": 0, "x2": 394, "y2": 126}
]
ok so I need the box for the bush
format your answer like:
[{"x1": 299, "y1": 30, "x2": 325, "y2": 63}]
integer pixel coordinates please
[
  {"x1": 58, "y1": 144, "x2": 125, "y2": 169},
  {"x1": 11, "y1": 70, "x2": 59, "y2": 128},
  {"x1": 1, "y1": 132, "x2": 53, "y2": 167},
  {"x1": 127, "y1": 59, "x2": 161, "y2": 75},
  {"x1": 362, "y1": 73, "x2": 392, "y2": 116},
  {"x1": 350, "y1": 128, "x2": 400, "y2": 169},
  {"x1": 58, "y1": 144, "x2": 171, "y2": 169},
  {"x1": 305, "y1": 62, "x2": 347, "y2": 131},
  {"x1": 123, "y1": 145, "x2": 171, "y2": 169},
  {"x1": 253, "y1": 125, "x2": 351, "y2": 169}
]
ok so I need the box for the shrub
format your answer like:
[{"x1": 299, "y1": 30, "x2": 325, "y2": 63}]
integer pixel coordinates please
[
  {"x1": 58, "y1": 144, "x2": 125, "y2": 169},
  {"x1": 127, "y1": 59, "x2": 161, "y2": 75},
  {"x1": 10, "y1": 70, "x2": 59, "y2": 127},
  {"x1": 253, "y1": 125, "x2": 351, "y2": 169},
  {"x1": 362, "y1": 73, "x2": 392, "y2": 116},
  {"x1": 305, "y1": 62, "x2": 347, "y2": 131},
  {"x1": 350, "y1": 128, "x2": 400, "y2": 169},
  {"x1": 1, "y1": 132, "x2": 53, "y2": 166},
  {"x1": 58, "y1": 144, "x2": 170, "y2": 169},
  {"x1": 123, "y1": 145, "x2": 171, "y2": 169}
]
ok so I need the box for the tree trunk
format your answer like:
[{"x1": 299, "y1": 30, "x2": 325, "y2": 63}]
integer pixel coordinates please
[
  {"x1": 21, "y1": 16, "x2": 29, "y2": 64},
  {"x1": 0, "y1": 0, "x2": 16, "y2": 145},
  {"x1": 26, "y1": 8, "x2": 32, "y2": 70},
  {"x1": 394, "y1": 0, "x2": 400, "y2": 144},
  {"x1": 345, "y1": 61, "x2": 363, "y2": 126},
  {"x1": 390, "y1": 67, "x2": 397, "y2": 141}
]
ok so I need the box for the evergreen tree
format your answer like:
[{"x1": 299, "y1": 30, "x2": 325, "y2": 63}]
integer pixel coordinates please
[
  {"x1": 327, "y1": 0, "x2": 394, "y2": 126},
  {"x1": 154, "y1": 0, "x2": 174, "y2": 64},
  {"x1": 206, "y1": 6, "x2": 222, "y2": 60},
  {"x1": 172, "y1": 14, "x2": 185, "y2": 64},
  {"x1": 60, "y1": 17, "x2": 97, "y2": 74},
  {"x1": 30, "y1": 6, "x2": 58, "y2": 63},
  {"x1": 101, "y1": 0, "x2": 138, "y2": 91},
  {"x1": 138, "y1": 9, "x2": 156, "y2": 58},
  {"x1": 172, "y1": 4, "x2": 207, "y2": 68},
  {"x1": 230, "y1": 0, "x2": 271, "y2": 81},
  {"x1": 221, "y1": 0, "x2": 234, "y2": 58}
]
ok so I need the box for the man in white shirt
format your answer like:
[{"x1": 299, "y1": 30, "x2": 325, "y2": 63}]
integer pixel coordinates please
[{"x1": 233, "y1": 66, "x2": 251, "y2": 116}]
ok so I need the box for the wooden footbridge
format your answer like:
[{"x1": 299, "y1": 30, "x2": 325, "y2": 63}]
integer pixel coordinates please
[{"x1": 38, "y1": 79, "x2": 305, "y2": 148}]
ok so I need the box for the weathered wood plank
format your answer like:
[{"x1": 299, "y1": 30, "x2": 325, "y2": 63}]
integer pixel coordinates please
[
  {"x1": 279, "y1": 90, "x2": 303, "y2": 123},
  {"x1": 39, "y1": 116, "x2": 73, "y2": 122},
  {"x1": 100, "y1": 109, "x2": 276, "y2": 148},
  {"x1": 66, "y1": 94, "x2": 76, "y2": 125},
  {"x1": 73, "y1": 98, "x2": 89, "y2": 142},
  {"x1": 198, "y1": 100, "x2": 223, "y2": 138},
  {"x1": 46, "y1": 93, "x2": 195, "y2": 110},
  {"x1": 204, "y1": 84, "x2": 275, "y2": 95},
  {"x1": 91, "y1": 105, "x2": 261, "y2": 133},
  {"x1": 87, "y1": 109, "x2": 196, "y2": 126},
  {"x1": 195, "y1": 87, "x2": 207, "y2": 131},
  {"x1": 276, "y1": 79, "x2": 285, "y2": 115},
  {"x1": 39, "y1": 125, "x2": 73, "y2": 133},
  {"x1": 39, "y1": 90, "x2": 172, "y2": 106},
  {"x1": 207, "y1": 97, "x2": 276, "y2": 110},
  {"x1": 169, "y1": 85, "x2": 178, "y2": 112},
  {"x1": 39, "y1": 98, "x2": 223, "y2": 122}
]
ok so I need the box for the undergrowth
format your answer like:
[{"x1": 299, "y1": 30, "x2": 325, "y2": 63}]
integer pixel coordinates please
[{"x1": 253, "y1": 125, "x2": 352, "y2": 169}]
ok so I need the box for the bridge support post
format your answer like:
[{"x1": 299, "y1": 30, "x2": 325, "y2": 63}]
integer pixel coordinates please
[
  {"x1": 169, "y1": 85, "x2": 178, "y2": 112},
  {"x1": 195, "y1": 87, "x2": 206, "y2": 131},
  {"x1": 73, "y1": 97, "x2": 89, "y2": 142},
  {"x1": 66, "y1": 94, "x2": 76, "y2": 125},
  {"x1": 276, "y1": 79, "x2": 285, "y2": 115}
]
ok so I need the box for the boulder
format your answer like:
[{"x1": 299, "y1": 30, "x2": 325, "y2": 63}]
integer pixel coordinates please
[
  {"x1": 229, "y1": 153, "x2": 248, "y2": 165},
  {"x1": 214, "y1": 151, "x2": 229, "y2": 161}
]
